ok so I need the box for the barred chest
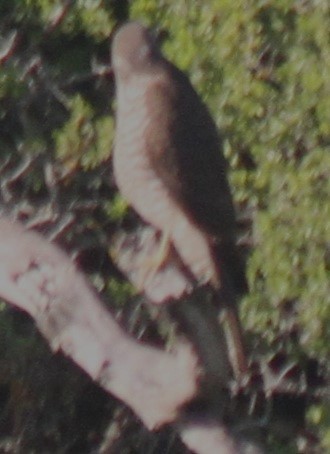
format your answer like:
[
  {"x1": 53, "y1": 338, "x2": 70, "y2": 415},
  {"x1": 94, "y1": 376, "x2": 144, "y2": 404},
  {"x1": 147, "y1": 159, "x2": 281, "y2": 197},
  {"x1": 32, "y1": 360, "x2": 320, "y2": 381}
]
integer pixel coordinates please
[{"x1": 113, "y1": 76, "x2": 179, "y2": 229}]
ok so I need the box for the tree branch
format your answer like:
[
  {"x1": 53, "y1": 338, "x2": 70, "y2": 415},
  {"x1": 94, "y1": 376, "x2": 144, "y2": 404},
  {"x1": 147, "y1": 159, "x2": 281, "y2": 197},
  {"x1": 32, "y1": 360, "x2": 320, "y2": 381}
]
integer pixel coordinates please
[
  {"x1": 0, "y1": 216, "x2": 198, "y2": 430},
  {"x1": 0, "y1": 216, "x2": 262, "y2": 453}
]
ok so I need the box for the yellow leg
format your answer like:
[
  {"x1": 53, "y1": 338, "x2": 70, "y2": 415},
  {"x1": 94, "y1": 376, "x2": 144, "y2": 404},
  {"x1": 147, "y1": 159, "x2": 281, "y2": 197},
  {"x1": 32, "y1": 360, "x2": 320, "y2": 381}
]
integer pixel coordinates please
[
  {"x1": 140, "y1": 231, "x2": 171, "y2": 290},
  {"x1": 109, "y1": 229, "x2": 172, "y2": 293},
  {"x1": 153, "y1": 232, "x2": 171, "y2": 268}
]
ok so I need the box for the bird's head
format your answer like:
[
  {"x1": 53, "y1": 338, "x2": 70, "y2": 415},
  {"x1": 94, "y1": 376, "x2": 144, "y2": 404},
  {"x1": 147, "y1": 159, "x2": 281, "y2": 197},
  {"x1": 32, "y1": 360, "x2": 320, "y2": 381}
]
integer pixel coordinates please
[{"x1": 111, "y1": 22, "x2": 161, "y2": 79}]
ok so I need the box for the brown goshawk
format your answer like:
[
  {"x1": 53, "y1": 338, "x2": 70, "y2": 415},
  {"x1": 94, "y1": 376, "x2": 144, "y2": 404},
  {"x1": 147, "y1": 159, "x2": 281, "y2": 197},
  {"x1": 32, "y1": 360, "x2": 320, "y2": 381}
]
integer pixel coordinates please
[{"x1": 111, "y1": 22, "x2": 247, "y2": 376}]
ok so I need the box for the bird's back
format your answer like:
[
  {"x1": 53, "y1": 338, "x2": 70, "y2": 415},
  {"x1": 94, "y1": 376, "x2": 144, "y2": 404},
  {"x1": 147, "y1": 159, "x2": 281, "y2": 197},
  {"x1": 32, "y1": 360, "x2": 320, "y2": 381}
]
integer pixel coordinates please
[{"x1": 142, "y1": 60, "x2": 247, "y2": 293}]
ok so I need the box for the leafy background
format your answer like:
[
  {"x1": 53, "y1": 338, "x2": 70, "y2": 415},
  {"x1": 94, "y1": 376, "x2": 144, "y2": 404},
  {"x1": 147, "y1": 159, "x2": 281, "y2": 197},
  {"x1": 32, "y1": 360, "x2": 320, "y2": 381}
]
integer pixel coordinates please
[{"x1": 0, "y1": 0, "x2": 329, "y2": 452}]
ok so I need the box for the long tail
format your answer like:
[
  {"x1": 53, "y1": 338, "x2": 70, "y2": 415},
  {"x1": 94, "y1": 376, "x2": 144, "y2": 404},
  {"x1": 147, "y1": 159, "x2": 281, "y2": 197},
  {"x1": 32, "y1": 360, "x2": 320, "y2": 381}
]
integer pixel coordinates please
[
  {"x1": 219, "y1": 295, "x2": 248, "y2": 379},
  {"x1": 212, "y1": 245, "x2": 248, "y2": 380}
]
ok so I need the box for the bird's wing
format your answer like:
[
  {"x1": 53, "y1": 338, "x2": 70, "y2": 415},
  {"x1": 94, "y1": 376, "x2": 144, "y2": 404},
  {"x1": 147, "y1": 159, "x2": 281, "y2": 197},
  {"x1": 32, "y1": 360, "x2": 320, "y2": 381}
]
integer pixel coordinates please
[
  {"x1": 144, "y1": 61, "x2": 236, "y2": 243},
  {"x1": 144, "y1": 62, "x2": 247, "y2": 294}
]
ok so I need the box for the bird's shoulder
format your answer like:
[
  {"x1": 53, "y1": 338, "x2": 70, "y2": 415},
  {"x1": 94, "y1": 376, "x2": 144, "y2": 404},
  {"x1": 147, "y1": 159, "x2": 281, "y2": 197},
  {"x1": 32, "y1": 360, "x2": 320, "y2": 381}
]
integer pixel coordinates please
[
  {"x1": 143, "y1": 60, "x2": 221, "y2": 157},
  {"x1": 145, "y1": 60, "x2": 214, "y2": 122}
]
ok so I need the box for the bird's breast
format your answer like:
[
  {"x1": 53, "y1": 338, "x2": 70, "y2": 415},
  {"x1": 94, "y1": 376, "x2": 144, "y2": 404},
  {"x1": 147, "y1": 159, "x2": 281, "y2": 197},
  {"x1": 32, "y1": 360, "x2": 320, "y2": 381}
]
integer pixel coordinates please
[{"x1": 113, "y1": 77, "x2": 180, "y2": 229}]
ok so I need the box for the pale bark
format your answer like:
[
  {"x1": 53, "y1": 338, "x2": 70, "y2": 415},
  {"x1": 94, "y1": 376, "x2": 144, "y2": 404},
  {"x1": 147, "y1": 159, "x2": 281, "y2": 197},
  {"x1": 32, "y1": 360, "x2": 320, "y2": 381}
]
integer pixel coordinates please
[
  {"x1": 0, "y1": 216, "x2": 198, "y2": 430},
  {"x1": 0, "y1": 216, "x2": 260, "y2": 453}
]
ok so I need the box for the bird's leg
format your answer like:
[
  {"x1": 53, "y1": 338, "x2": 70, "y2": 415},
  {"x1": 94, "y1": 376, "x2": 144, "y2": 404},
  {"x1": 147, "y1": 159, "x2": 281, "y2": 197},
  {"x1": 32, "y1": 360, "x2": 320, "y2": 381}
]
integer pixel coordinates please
[
  {"x1": 154, "y1": 231, "x2": 171, "y2": 267},
  {"x1": 146, "y1": 231, "x2": 171, "y2": 275},
  {"x1": 137, "y1": 231, "x2": 171, "y2": 291}
]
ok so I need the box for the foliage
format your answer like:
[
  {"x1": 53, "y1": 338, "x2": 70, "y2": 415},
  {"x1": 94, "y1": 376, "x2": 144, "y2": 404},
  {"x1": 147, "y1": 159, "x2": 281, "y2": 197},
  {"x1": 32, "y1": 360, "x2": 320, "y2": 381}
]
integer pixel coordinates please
[
  {"x1": 0, "y1": 0, "x2": 329, "y2": 452},
  {"x1": 54, "y1": 94, "x2": 114, "y2": 170},
  {"x1": 132, "y1": 0, "x2": 330, "y2": 355}
]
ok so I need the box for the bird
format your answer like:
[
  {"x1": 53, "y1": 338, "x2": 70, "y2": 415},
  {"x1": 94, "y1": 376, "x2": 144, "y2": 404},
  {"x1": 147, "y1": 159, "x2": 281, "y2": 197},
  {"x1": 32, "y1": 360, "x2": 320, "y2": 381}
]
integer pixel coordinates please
[{"x1": 111, "y1": 21, "x2": 247, "y2": 377}]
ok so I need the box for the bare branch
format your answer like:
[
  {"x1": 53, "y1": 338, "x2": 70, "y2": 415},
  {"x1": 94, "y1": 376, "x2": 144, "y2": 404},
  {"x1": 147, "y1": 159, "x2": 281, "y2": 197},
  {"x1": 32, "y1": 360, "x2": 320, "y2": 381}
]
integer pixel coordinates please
[
  {"x1": 0, "y1": 216, "x2": 198, "y2": 430},
  {"x1": 180, "y1": 421, "x2": 263, "y2": 454},
  {"x1": 0, "y1": 216, "x2": 263, "y2": 453}
]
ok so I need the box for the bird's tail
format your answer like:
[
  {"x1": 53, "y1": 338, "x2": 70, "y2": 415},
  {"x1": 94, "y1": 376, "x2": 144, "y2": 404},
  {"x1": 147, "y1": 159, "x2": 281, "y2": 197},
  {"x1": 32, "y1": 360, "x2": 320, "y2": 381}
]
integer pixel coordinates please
[
  {"x1": 214, "y1": 241, "x2": 248, "y2": 296},
  {"x1": 212, "y1": 244, "x2": 248, "y2": 380}
]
